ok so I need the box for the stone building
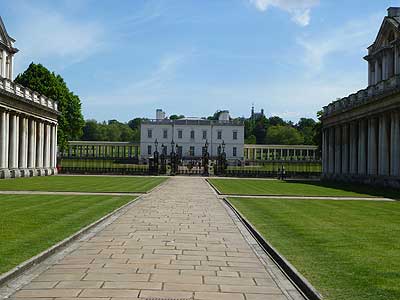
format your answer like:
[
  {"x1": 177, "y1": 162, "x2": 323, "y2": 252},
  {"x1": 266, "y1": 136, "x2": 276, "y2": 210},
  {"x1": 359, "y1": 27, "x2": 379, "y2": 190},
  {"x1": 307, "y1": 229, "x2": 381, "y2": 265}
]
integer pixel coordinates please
[
  {"x1": 140, "y1": 109, "x2": 244, "y2": 161},
  {"x1": 0, "y1": 16, "x2": 59, "y2": 178},
  {"x1": 321, "y1": 7, "x2": 400, "y2": 187}
]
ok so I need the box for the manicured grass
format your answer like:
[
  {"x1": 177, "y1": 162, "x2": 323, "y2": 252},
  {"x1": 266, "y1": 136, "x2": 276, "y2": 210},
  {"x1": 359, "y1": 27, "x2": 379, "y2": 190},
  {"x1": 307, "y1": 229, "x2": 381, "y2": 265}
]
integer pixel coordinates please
[
  {"x1": 0, "y1": 176, "x2": 166, "y2": 193},
  {"x1": 0, "y1": 194, "x2": 134, "y2": 274},
  {"x1": 228, "y1": 162, "x2": 322, "y2": 173},
  {"x1": 229, "y1": 197, "x2": 400, "y2": 300},
  {"x1": 209, "y1": 178, "x2": 400, "y2": 198}
]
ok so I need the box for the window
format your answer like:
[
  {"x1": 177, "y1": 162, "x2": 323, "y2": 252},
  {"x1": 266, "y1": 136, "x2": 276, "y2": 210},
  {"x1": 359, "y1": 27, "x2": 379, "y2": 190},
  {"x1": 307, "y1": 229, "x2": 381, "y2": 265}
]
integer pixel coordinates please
[
  {"x1": 147, "y1": 145, "x2": 152, "y2": 155},
  {"x1": 177, "y1": 146, "x2": 183, "y2": 157},
  {"x1": 189, "y1": 146, "x2": 195, "y2": 156},
  {"x1": 178, "y1": 130, "x2": 183, "y2": 139},
  {"x1": 233, "y1": 147, "x2": 237, "y2": 157},
  {"x1": 190, "y1": 130, "x2": 195, "y2": 139},
  {"x1": 202, "y1": 146, "x2": 207, "y2": 156},
  {"x1": 217, "y1": 131, "x2": 222, "y2": 140},
  {"x1": 233, "y1": 131, "x2": 238, "y2": 140},
  {"x1": 147, "y1": 129, "x2": 152, "y2": 138},
  {"x1": 162, "y1": 145, "x2": 167, "y2": 155},
  {"x1": 163, "y1": 129, "x2": 168, "y2": 139},
  {"x1": 203, "y1": 130, "x2": 207, "y2": 139}
]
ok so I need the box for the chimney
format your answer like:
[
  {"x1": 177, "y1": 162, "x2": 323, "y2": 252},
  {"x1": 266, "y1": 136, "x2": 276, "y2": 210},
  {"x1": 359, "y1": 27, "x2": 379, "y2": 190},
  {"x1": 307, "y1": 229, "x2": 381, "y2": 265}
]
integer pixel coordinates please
[
  {"x1": 388, "y1": 7, "x2": 400, "y2": 17},
  {"x1": 156, "y1": 109, "x2": 165, "y2": 120}
]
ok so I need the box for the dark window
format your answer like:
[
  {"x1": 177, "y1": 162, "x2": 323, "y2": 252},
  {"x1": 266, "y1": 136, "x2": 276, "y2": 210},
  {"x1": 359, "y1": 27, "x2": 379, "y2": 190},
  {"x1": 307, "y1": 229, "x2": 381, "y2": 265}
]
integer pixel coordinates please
[
  {"x1": 163, "y1": 129, "x2": 168, "y2": 139},
  {"x1": 147, "y1": 145, "x2": 152, "y2": 155},
  {"x1": 233, "y1": 131, "x2": 238, "y2": 140},
  {"x1": 147, "y1": 129, "x2": 152, "y2": 138},
  {"x1": 190, "y1": 130, "x2": 195, "y2": 139},
  {"x1": 178, "y1": 130, "x2": 183, "y2": 139},
  {"x1": 217, "y1": 131, "x2": 222, "y2": 140},
  {"x1": 189, "y1": 146, "x2": 195, "y2": 156},
  {"x1": 162, "y1": 145, "x2": 167, "y2": 155},
  {"x1": 203, "y1": 130, "x2": 207, "y2": 139},
  {"x1": 233, "y1": 147, "x2": 237, "y2": 157},
  {"x1": 202, "y1": 146, "x2": 207, "y2": 156},
  {"x1": 177, "y1": 146, "x2": 183, "y2": 157}
]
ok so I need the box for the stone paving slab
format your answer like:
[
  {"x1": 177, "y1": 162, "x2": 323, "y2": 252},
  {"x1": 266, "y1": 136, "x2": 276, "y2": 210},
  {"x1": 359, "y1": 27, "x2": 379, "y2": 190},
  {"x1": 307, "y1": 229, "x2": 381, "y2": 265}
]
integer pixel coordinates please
[{"x1": 6, "y1": 177, "x2": 304, "y2": 300}]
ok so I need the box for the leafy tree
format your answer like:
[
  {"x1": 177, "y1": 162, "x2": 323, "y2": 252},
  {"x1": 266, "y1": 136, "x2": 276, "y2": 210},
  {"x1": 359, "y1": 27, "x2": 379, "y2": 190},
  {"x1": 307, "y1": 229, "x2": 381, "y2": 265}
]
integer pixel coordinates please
[
  {"x1": 267, "y1": 116, "x2": 286, "y2": 127},
  {"x1": 128, "y1": 118, "x2": 142, "y2": 130},
  {"x1": 266, "y1": 125, "x2": 304, "y2": 145},
  {"x1": 245, "y1": 134, "x2": 256, "y2": 144},
  {"x1": 169, "y1": 115, "x2": 185, "y2": 120},
  {"x1": 296, "y1": 118, "x2": 317, "y2": 145},
  {"x1": 15, "y1": 63, "x2": 84, "y2": 150},
  {"x1": 253, "y1": 117, "x2": 267, "y2": 144}
]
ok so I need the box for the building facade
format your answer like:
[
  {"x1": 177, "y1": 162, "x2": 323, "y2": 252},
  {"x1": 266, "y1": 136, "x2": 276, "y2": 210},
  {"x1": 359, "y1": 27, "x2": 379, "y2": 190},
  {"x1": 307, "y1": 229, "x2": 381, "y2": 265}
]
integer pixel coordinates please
[
  {"x1": 0, "y1": 16, "x2": 59, "y2": 178},
  {"x1": 140, "y1": 110, "x2": 244, "y2": 161},
  {"x1": 244, "y1": 144, "x2": 319, "y2": 161},
  {"x1": 321, "y1": 7, "x2": 400, "y2": 187}
]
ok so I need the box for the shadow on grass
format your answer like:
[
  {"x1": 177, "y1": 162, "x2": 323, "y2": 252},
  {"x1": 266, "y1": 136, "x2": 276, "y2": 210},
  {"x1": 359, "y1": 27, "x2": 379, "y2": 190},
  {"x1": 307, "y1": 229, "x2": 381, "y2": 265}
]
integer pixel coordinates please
[{"x1": 286, "y1": 180, "x2": 400, "y2": 200}]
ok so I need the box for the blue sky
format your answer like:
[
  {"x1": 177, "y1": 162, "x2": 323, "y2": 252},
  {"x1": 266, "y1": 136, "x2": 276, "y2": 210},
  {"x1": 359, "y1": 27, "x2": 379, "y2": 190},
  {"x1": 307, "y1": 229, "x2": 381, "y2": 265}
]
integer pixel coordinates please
[{"x1": 2, "y1": 0, "x2": 398, "y2": 122}]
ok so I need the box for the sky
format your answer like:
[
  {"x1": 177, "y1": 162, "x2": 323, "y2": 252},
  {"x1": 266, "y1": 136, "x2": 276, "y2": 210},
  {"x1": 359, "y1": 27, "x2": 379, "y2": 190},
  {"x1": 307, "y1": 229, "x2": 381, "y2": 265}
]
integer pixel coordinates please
[{"x1": 1, "y1": 0, "x2": 398, "y2": 122}]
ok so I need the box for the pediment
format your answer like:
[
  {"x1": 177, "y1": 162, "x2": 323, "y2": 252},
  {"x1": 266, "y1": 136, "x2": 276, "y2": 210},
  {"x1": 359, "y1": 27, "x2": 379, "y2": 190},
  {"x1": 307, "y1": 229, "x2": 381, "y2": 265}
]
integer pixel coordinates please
[
  {"x1": 0, "y1": 16, "x2": 17, "y2": 52},
  {"x1": 370, "y1": 17, "x2": 400, "y2": 52}
]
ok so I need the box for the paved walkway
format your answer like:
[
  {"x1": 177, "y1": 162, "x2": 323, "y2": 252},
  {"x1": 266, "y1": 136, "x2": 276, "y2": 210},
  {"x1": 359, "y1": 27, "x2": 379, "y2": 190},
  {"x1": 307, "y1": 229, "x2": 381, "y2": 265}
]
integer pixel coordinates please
[{"x1": 8, "y1": 177, "x2": 303, "y2": 300}]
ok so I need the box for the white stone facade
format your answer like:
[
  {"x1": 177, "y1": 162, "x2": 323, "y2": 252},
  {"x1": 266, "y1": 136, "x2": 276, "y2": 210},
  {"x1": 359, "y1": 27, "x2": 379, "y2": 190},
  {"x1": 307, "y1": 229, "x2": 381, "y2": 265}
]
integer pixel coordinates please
[
  {"x1": 321, "y1": 7, "x2": 400, "y2": 187},
  {"x1": 0, "y1": 16, "x2": 59, "y2": 178},
  {"x1": 140, "y1": 111, "x2": 244, "y2": 161}
]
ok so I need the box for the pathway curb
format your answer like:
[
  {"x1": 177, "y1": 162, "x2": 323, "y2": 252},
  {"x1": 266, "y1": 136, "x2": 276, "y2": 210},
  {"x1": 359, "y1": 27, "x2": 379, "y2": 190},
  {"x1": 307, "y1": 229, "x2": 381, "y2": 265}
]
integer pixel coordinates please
[
  {"x1": 223, "y1": 197, "x2": 323, "y2": 300},
  {"x1": 0, "y1": 194, "x2": 142, "y2": 287}
]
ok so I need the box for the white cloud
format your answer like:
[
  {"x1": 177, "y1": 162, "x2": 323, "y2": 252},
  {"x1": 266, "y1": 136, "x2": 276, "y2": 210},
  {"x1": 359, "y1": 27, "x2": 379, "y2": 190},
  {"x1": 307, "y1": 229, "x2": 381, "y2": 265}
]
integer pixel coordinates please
[
  {"x1": 12, "y1": 3, "x2": 106, "y2": 72},
  {"x1": 297, "y1": 14, "x2": 381, "y2": 72},
  {"x1": 248, "y1": 0, "x2": 319, "y2": 26}
]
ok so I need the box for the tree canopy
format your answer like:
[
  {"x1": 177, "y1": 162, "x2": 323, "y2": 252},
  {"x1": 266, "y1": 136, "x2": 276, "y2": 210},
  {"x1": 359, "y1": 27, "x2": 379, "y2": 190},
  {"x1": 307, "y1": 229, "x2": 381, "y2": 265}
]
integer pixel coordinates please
[
  {"x1": 15, "y1": 63, "x2": 84, "y2": 150},
  {"x1": 82, "y1": 119, "x2": 140, "y2": 142}
]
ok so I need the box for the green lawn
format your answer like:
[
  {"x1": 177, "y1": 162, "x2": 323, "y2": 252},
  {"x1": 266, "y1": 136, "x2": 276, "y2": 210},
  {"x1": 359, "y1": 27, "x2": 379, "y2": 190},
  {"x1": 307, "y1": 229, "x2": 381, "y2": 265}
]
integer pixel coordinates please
[
  {"x1": 228, "y1": 162, "x2": 322, "y2": 173},
  {"x1": 0, "y1": 194, "x2": 134, "y2": 274},
  {"x1": 229, "y1": 197, "x2": 400, "y2": 300},
  {"x1": 0, "y1": 176, "x2": 166, "y2": 193},
  {"x1": 209, "y1": 178, "x2": 400, "y2": 198}
]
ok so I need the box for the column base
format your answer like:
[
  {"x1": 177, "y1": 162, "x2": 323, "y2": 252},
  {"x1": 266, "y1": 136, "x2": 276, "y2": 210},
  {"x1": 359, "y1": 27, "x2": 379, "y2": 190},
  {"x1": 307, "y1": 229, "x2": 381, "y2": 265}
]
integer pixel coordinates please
[
  {"x1": 20, "y1": 169, "x2": 30, "y2": 177},
  {"x1": 0, "y1": 169, "x2": 11, "y2": 179},
  {"x1": 53, "y1": 168, "x2": 58, "y2": 175},
  {"x1": 37, "y1": 169, "x2": 46, "y2": 176},
  {"x1": 45, "y1": 168, "x2": 53, "y2": 176},
  {"x1": 28, "y1": 169, "x2": 37, "y2": 177},
  {"x1": 11, "y1": 169, "x2": 21, "y2": 178}
]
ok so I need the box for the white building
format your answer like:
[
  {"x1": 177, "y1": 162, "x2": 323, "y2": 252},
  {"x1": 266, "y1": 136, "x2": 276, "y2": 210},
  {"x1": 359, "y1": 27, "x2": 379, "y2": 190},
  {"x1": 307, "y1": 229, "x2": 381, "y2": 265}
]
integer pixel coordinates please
[
  {"x1": 140, "y1": 110, "x2": 244, "y2": 161},
  {"x1": 0, "y1": 16, "x2": 59, "y2": 178}
]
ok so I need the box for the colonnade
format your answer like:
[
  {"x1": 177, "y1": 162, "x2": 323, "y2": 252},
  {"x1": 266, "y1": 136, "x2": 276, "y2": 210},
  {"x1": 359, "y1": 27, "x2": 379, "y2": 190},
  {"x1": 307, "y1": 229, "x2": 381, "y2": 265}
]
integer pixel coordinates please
[
  {"x1": 0, "y1": 109, "x2": 57, "y2": 178},
  {"x1": 244, "y1": 145, "x2": 319, "y2": 161},
  {"x1": 63, "y1": 142, "x2": 140, "y2": 160},
  {"x1": 322, "y1": 111, "x2": 400, "y2": 178}
]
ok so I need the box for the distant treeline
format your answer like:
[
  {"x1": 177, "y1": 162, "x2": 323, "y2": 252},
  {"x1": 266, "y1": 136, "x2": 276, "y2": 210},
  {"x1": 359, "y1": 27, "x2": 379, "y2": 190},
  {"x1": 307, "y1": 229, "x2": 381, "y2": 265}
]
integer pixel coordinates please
[{"x1": 81, "y1": 113, "x2": 321, "y2": 152}]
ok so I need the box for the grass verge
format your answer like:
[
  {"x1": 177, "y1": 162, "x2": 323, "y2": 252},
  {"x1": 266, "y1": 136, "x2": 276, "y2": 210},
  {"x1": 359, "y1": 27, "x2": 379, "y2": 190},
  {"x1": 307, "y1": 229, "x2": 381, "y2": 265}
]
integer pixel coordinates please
[
  {"x1": 209, "y1": 178, "x2": 400, "y2": 198},
  {"x1": 229, "y1": 197, "x2": 400, "y2": 300},
  {"x1": 0, "y1": 176, "x2": 166, "y2": 193},
  {"x1": 0, "y1": 194, "x2": 134, "y2": 274}
]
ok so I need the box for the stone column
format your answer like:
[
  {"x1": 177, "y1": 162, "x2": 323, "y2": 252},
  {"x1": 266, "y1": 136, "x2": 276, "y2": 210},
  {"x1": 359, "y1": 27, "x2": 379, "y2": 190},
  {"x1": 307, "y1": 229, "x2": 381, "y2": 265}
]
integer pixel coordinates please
[
  {"x1": 322, "y1": 128, "x2": 328, "y2": 173},
  {"x1": 328, "y1": 127, "x2": 335, "y2": 174},
  {"x1": 382, "y1": 54, "x2": 388, "y2": 80},
  {"x1": 374, "y1": 60, "x2": 379, "y2": 84},
  {"x1": 18, "y1": 116, "x2": 29, "y2": 176},
  {"x1": 358, "y1": 119, "x2": 367, "y2": 175},
  {"x1": 0, "y1": 110, "x2": 10, "y2": 178},
  {"x1": 28, "y1": 118, "x2": 37, "y2": 174},
  {"x1": 349, "y1": 122, "x2": 358, "y2": 174},
  {"x1": 341, "y1": 124, "x2": 349, "y2": 174},
  {"x1": 395, "y1": 46, "x2": 400, "y2": 75},
  {"x1": 368, "y1": 61, "x2": 373, "y2": 86},
  {"x1": 367, "y1": 117, "x2": 378, "y2": 175},
  {"x1": 36, "y1": 122, "x2": 44, "y2": 174},
  {"x1": 9, "y1": 55, "x2": 13, "y2": 80},
  {"x1": 8, "y1": 113, "x2": 20, "y2": 177},
  {"x1": 390, "y1": 111, "x2": 400, "y2": 176},
  {"x1": 378, "y1": 114, "x2": 390, "y2": 176},
  {"x1": 334, "y1": 126, "x2": 342, "y2": 175},
  {"x1": 50, "y1": 124, "x2": 56, "y2": 171},
  {"x1": 43, "y1": 123, "x2": 51, "y2": 171},
  {"x1": 1, "y1": 50, "x2": 6, "y2": 78}
]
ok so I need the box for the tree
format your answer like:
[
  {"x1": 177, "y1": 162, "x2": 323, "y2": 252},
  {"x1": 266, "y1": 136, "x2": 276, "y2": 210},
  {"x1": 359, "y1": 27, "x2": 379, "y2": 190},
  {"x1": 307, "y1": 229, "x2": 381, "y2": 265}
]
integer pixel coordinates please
[
  {"x1": 245, "y1": 135, "x2": 256, "y2": 144},
  {"x1": 267, "y1": 116, "x2": 286, "y2": 127},
  {"x1": 266, "y1": 125, "x2": 304, "y2": 145},
  {"x1": 253, "y1": 117, "x2": 267, "y2": 144},
  {"x1": 296, "y1": 118, "x2": 317, "y2": 145},
  {"x1": 128, "y1": 118, "x2": 142, "y2": 130},
  {"x1": 15, "y1": 63, "x2": 84, "y2": 150},
  {"x1": 169, "y1": 115, "x2": 185, "y2": 120}
]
